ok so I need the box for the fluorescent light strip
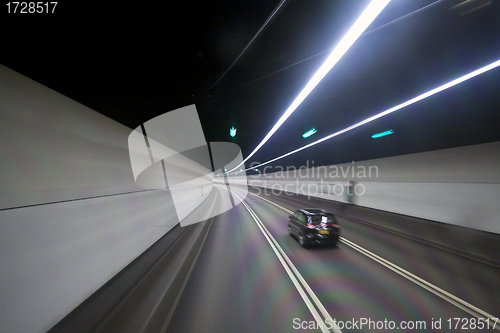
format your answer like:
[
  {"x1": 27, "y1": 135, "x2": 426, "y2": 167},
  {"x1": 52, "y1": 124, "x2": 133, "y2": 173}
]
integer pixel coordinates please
[
  {"x1": 228, "y1": 0, "x2": 391, "y2": 173},
  {"x1": 242, "y1": 58, "x2": 500, "y2": 172}
]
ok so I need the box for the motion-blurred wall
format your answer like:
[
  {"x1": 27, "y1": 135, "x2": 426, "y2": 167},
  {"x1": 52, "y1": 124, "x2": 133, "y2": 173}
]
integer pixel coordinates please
[
  {"x1": 242, "y1": 141, "x2": 500, "y2": 234},
  {"x1": 0, "y1": 65, "x2": 178, "y2": 333}
]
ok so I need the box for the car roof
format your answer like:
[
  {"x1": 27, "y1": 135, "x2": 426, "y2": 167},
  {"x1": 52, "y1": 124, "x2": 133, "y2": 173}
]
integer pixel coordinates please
[{"x1": 298, "y1": 208, "x2": 332, "y2": 215}]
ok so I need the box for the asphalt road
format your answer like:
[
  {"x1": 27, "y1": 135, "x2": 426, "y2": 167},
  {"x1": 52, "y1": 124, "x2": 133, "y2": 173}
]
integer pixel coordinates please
[{"x1": 166, "y1": 187, "x2": 500, "y2": 332}]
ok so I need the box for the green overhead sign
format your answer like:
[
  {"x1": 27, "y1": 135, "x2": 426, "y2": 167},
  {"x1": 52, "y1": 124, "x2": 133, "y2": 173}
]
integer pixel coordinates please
[{"x1": 302, "y1": 128, "x2": 317, "y2": 138}]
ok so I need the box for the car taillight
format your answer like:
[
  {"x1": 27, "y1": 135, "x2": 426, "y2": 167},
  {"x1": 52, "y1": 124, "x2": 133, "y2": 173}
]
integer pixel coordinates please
[{"x1": 305, "y1": 224, "x2": 316, "y2": 229}]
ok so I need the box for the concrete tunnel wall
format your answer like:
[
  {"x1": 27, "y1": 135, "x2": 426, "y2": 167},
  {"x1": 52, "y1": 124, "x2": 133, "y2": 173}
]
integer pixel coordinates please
[
  {"x1": 232, "y1": 141, "x2": 500, "y2": 235},
  {"x1": 0, "y1": 65, "x2": 185, "y2": 333}
]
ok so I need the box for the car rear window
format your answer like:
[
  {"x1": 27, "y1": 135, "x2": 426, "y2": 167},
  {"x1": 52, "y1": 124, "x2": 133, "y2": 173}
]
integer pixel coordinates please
[{"x1": 310, "y1": 214, "x2": 337, "y2": 224}]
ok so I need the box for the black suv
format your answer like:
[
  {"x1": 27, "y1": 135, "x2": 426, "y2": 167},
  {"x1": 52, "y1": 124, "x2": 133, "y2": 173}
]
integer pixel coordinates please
[{"x1": 288, "y1": 208, "x2": 340, "y2": 247}]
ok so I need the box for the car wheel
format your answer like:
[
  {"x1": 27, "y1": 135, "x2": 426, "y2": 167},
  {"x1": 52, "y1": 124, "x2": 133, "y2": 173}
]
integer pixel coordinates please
[
  {"x1": 298, "y1": 234, "x2": 306, "y2": 247},
  {"x1": 288, "y1": 225, "x2": 293, "y2": 237}
]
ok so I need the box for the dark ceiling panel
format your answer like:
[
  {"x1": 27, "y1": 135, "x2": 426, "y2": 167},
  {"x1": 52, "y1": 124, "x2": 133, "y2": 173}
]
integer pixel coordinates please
[{"x1": 1, "y1": 0, "x2": 499, "y2": 171}]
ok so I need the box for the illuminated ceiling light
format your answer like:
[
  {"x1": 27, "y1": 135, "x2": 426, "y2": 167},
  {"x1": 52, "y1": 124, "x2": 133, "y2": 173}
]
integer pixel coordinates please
[
  {"x1": 302, "y1": 128, "x2": 318, "y2": 138},
  {"x1": 245, "y1": 58, "x2": 500, "y2": 171},
  {"x1": 371, "y1": 129, "x2": 394, "y2": 138},
  {"x1": 227, "y1": 0, "x2": 391, "y2": 174}
]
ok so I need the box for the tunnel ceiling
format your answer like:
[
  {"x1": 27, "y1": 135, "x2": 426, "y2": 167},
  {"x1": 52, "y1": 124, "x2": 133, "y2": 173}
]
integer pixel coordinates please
[{"x1": 1, "y1": 0, "x2": 500, "y2": 172}]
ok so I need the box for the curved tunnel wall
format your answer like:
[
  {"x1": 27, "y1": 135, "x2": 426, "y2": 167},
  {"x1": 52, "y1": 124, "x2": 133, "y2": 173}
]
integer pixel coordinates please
[
  {"x1": 1, "y1": 62, "x2": 498, "y2": 332},
  {"x1": 241, "y1": 141, "x2": 500, "y2": 235}
]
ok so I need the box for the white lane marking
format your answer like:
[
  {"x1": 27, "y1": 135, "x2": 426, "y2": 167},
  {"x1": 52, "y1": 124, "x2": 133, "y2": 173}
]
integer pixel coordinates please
[
  {"x1": 339, "y1": 237, "x2": 500, "y2": 330},
  {"x1": 234, "y1": 192, "x2": 339, "y2": 333},
  {"x1": 241, "y1": 194, "x2": 337, "y2": 330},
  {"x1": 247, "y1": 191, "x2": 500, "y2": 331}
]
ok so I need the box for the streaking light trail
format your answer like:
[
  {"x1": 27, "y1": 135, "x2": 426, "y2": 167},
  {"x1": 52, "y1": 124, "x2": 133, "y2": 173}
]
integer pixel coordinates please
[
  {"x1": 227, "y1": 0, "x2": 391, "y2": 173},
  {"x1": 242, "y1": 58, "x2": 500, "y2": 172}
]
